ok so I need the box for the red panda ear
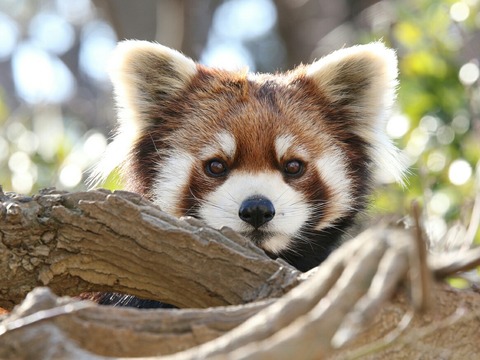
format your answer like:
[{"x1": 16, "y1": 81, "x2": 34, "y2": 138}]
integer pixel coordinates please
[
  {"x1": 109, "y1": 40, "x2": 197, "y2": 129},
  {"x1": 306, "y1": 43, "x2": 405, "y2": 184},
  {"x1": 306, "y1": 42, "x2": 398, "y2": 124}
]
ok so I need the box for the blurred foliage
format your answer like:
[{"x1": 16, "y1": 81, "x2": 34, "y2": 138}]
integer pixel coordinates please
[
  {"x1": 0, "y1": 97, "x2": 107, "y2": 194},
  {"x1": 363, "y1": 0, "x2": 480, "y2": 246},
  {"x1": 0, "y1": 0, "x2": 112, "y2": 194}
]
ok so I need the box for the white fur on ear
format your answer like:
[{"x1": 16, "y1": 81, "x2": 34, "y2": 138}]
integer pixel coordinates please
[
  {"x1": 89, "y1": 40, "x2": 197, "y2": 187},
  {"x1": 306, "y1": 42, "x2": 398, "y2": 111},
  {"x1": 110, "y1": 40, "x2": 197, "y2": 120},
  {"x1": 306, "y1": 42, "x2": 406, "y2": 184}
]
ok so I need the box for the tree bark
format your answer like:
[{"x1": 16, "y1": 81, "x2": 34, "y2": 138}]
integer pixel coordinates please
[
  {"x1": 0, "y1": 188, "x2": 299, "y2": 310},
  {"x1": 1, "y1": 188, "x2": 480, "y2": 359}
]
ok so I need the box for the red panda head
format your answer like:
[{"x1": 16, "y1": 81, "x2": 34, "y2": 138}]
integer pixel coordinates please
[{"x1": 92, "y1": 41, "x2": 405, "y2": 270}]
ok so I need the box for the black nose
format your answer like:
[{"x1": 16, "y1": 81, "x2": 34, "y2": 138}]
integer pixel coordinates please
[{"x1": 238, "y1": 197, "x2": 275, "y2": 229}]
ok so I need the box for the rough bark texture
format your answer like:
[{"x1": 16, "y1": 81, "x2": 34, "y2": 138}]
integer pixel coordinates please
[
  {"x1": 0, "y1": 188, "x2": 299, "y2": 310},
  {"x1": 335, "y1": 284, "x2": 480, "y2": 359},
  {"x1": 1, "y1": 188, "x2": 480, "y2": 359}
]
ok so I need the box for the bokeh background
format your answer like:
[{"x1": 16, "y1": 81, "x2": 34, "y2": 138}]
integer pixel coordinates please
[{"x1": 1, "y1": 0, "x2": 480, "y2": 251}]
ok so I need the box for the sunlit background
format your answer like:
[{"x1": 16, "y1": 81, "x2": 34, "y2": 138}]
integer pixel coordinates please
[{"x1": 1, "y1": 0, "x2": 480, "y2": 250}]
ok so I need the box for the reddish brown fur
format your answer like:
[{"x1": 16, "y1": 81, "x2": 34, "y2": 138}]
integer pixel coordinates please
[{"x1": 125, "y1": 65, "x2": 371, "y2": 224}]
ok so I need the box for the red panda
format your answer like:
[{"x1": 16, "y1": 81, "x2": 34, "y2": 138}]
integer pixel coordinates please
[{"x1": 90, "y1": 41, "x2": 404, "y2": 307}]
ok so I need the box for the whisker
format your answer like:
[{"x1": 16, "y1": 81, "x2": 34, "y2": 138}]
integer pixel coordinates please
[{"x1": 185, "y1": 188, "x2": 239, "y2": 220}]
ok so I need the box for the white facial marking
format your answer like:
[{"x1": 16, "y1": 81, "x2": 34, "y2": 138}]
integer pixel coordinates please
[
  {"x1": 315, "y1": 148, "x2": 353, "y2": 229},
  {"x1": 275, "y1": 134, "x2": 294, "y2": 160},
  {"x1": 263, "y1": 234, "x2": 293, "y2": 254},
  {"x1": 152, "y1": 151, "x2": 195, "y2": 214},
  {"x1": 217, "y1": 131, "x2": 236, "y2": 159},
  {"x1": 198, "y1": 172, "x2": 310, "y2": 253},
  {"x1": 200, "y1": 131, "x2": 236, "y2": 160},
  {"x1": 274, "y1": 134, "x2": 308, "y2": 161}
]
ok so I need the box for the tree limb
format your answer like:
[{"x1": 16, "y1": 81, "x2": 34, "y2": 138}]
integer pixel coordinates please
[{"x1": 0, "y1": 188, "x2": 299, "y2": 310}]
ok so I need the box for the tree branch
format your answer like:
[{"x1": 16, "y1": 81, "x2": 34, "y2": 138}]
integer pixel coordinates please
[{"x1": 0, "y1": 188, "x2": 299, "y2": 310}]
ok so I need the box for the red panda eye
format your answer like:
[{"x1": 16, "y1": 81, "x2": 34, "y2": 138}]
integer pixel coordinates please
[
  {"x1": 206, "y1": 159, "x2": 228, "y2": 177},
  {"x1": 284, "y1": 160, "x2": 304, "y2": 177}
]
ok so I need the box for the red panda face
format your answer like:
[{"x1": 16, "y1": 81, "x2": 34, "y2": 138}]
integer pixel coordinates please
[
  {"x1": 146, "y1": 71, "x2": 363, "y2": 254},
  {"x1": 92, "y1": 41, "x2": 405, "y2": 271}
]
